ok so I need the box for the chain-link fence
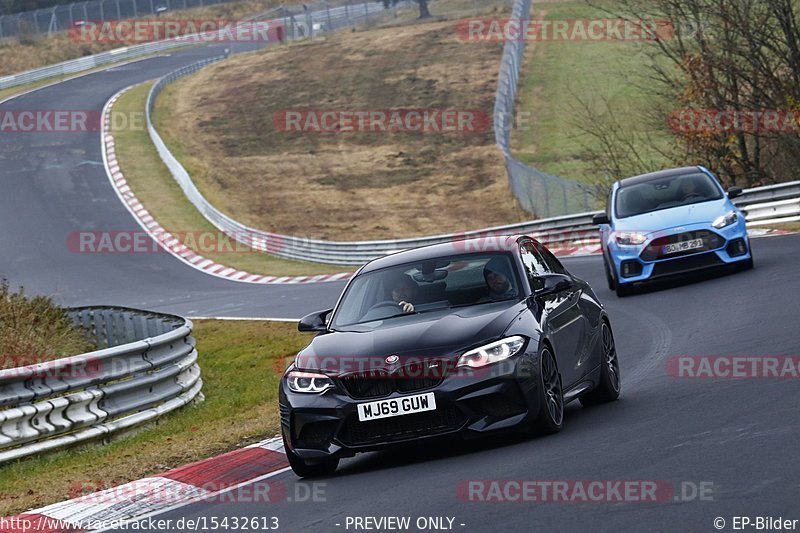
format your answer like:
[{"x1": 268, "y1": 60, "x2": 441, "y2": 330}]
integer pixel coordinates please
[
  {"x1": 0, "y1": 0, "x2": 415, "y2": 40},
  {"x1": 277, "y1": 0, "x2": 406, "y2": 40},
  {"x1": 0, "y1": 0, "x2": 233, "y2": 40},
  {"x1": 494, "y1": 0, "x2": 595, "y2": 218}
]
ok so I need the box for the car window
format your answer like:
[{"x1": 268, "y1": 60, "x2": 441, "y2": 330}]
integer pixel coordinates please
[
  {"x1": 520, "y1": 242, "x2": 550, "y2": 280},
  {"x1": 615, "y1": 172, "x2": 724, "y2": 218},
  {"x1": 331, "y1": 253, "x2": 520, "y2": 328},
  {"x1": 539, "y1": 246, "x2": 569, "y2": 275}
]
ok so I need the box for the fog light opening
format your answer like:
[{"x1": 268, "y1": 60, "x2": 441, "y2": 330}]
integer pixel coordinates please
[
  {"x1": 621, "y1": 260, "x2": 643, "y2": 278},
  {"x1": 726, "y1": 238, "x2": 748, "y2": 257}
]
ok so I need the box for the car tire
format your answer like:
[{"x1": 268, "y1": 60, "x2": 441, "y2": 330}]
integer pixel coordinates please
[
  {"x1": 580, "y1": 321, "x2": 621, "y2": 406},
  {"x1": 603, "y1": 256, "x2": 616, "y2": 291},
  {"x1": 532, "y1": 346, "x2": 564, "y2": 435},
  {"x1": 283, "y1": 433, "x2": 339, "y2": 478}
]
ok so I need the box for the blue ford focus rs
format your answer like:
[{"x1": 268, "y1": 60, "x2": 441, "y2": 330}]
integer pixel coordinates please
[{"x1": 592, "y1": 166, "x2": 753, "y2": 296}]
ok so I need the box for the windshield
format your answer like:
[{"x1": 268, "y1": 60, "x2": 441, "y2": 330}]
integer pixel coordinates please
[
  {"x1": 330, "y1": 253, "x2": 521, "y2": 328},
  {"x1": 615, "y1": 172, "x2": 724, "y2": 218}
]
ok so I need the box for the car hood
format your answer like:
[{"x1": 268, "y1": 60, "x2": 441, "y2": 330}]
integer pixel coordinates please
[
  {"x1": 614, "y1": 198, "x2": 731, "y2": 233},
  {"x1": 296, "y1": 302, "x2": 524, "y2": 373}
]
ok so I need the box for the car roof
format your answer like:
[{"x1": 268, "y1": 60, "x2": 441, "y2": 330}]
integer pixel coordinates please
[
  {"x1": 359, "y1": 234, "x2": 525, "y2": 274},
  {"x1": 618, "y1": 166, "x2": 704, "y2": 188}
]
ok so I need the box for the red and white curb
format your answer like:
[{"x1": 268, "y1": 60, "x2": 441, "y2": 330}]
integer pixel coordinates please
[
  {"x1": 745, "y1": 227, "x2": 792, "y2": 238},
  {"x1": 4, "y1": 438, "x2": 289, "y2": 532},
  {"x1": 101, "y1": 87, "x2": 352, "y2": 285}
]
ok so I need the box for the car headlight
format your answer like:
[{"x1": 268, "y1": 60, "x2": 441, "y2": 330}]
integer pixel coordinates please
[
  {"x1": 457, "y1": 336, "x2": 526, "y2": 368},
  {"x1": 614, "y1": 231, "x2": 648, "y2": 246},
  {"x1": 286, "y1": 370, "x2": 334, "y2": 393},
  {"x1": 712, "y1": 210, "x2": 738, "y2": 229}
]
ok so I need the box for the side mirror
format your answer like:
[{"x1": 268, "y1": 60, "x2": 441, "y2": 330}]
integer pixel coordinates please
[
  {"x1": 592, "y1": 213, "x2": 610, "y2": 225},
  {"x1": 298, "y1": 308, "x2": 333, "y2": 332},
  {"x1": 531, "y1": 274, "x2": 573, "y2": 297},
  {"x1": 727, "y1": 186, "x2": 743, "y2": 199}
]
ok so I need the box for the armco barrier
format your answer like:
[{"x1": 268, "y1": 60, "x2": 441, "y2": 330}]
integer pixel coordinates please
[
  {"x1": 0, "y1": 307, "x2": 201, "y2": 464},
  {"x1": 130, "y1": 0, "x2": 799, "y2": 265},
  {"x1": 144, "y1": 59, "x2": 800, "y2": 267},
  {"x1": 0, "y1": 0, "x2": 322, "y2": 91},
  {"x1": 0, "y1": 0, "x2": 394, "y2": 92}
]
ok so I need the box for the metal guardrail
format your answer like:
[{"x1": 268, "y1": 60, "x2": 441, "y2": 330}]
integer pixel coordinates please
[
  {"x1": 741, "y1": 198, "x2": 800, "y2": 225},
  {"x1": 0, "y1": 32, "x2": 198, "y2": 91},
  {"x1": 145, "y1": 57, "x2": 800, "y2": 263},
  {"x1": 0, "y1": 0, "x2": 340, "y2": 91},
  {"x1": 0, "y1": 307, "x2": 201, "y2": 464},
  {"x1": 0, "y1": 0, "x2": 232, "y2": 40},
  {"x1": 148, "y1": 64, "x2": 602, "y2": 264}
]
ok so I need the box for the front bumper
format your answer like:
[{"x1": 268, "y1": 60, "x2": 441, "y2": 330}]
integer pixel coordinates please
[
  {"x1": 607, "y1": 220, "x2": 751, "y2": 285},
  {"x1": 280, "y1": 350, "x2": 541, "y2": 460}
]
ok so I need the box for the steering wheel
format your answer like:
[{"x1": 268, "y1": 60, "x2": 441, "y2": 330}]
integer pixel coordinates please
[
  {"x1": 359, "y1": 300, "x2": 405, "y2": 322},
  {"x1": 366, "y1": 300, "x2": 402, "y2": 313},
  {"x1": 682, "y1": 193, "x2": 703, "y2": 202}
]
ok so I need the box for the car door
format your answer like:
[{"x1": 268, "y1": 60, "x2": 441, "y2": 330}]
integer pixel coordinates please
[{"x1": 519, "y1": 241, "x2": 588, "y2": 388}]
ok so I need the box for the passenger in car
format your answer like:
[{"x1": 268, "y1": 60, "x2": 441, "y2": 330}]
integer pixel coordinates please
[{"x1": 482, "y1": 257, "x2": 518, "y2": 300}]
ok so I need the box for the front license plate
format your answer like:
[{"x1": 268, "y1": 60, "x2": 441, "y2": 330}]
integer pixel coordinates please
[
  {"x1": 357, "y1": 392, "x2": 436, "y2": 422},
  {"x1": 663, "y1": 238, "x2": 703, "y2": 255}
]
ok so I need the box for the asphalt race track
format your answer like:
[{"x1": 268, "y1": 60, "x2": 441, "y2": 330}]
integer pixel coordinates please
[
  {"x1": 2, "y1": 43, "x2": 799, "y2": 532},
  {"x1": 103, "y1": 235, "x2": 797, "y2": 532},
  {"x1": 0, "y1": 43, "x2": 346, "y2": 320}
]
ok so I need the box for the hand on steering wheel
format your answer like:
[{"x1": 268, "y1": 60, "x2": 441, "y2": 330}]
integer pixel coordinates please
[
  {"x1": 366, "y1": 300, "x2": 414, "y2": 314},
  {"x1": 398, "y1": 301, "x2": 414, "y2": 313}
]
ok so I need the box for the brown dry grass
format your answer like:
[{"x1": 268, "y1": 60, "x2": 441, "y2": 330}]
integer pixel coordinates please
[
  {"x1": 156, "y1": 18, "x2": 528, "y2": 240},
  {"x1": 0, "y1": 280, "x2": 93, "y2": 369},
  {"x1": 0, "y1": 0, "x2": 282, "y2": 76}
]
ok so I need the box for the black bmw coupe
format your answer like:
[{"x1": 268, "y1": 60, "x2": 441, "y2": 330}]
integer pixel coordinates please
[{"x1": 280, "y1": 235, "x2": 621, "y2": 476}]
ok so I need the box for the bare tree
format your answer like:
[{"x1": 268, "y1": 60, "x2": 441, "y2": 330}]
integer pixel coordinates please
[
  {"x1": 587, "y1": 0, "x2": 800, "y2": 187},
  {"x1": 570, "y1": 92, "x2": 677, "y2": 200}
]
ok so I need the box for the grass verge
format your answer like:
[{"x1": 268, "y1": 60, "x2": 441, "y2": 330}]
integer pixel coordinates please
[
  {"x1": 0, "y1": 319, "x2": 307, "y2": 517},
  {"x1": 112, "y1": 83, "x2": 346, "y2": 276},
  {"x1": 513, "y1": 0, "x2": 677, "y2": 183},
  {"x1": 153, "y1": 5, "x2": 527, "y2": 240}
]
